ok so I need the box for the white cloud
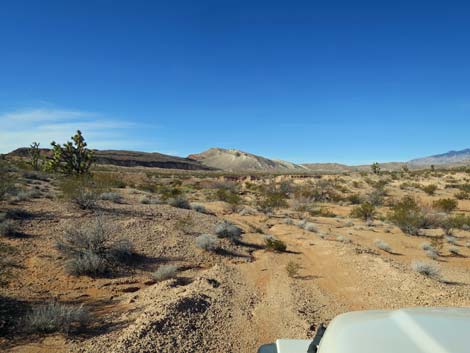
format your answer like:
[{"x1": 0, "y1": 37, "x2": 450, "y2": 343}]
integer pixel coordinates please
[{"x1": 0, "y1": 107, "x2": 150, "y2": 153}]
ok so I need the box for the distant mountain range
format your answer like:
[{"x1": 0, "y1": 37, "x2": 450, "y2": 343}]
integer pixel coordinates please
[
  {"x1": 409, "y1": 149, "x2": 470, "y2": 166},
  {"x1": 6, "y1": 147, "x2": 470, "y2": 173}
]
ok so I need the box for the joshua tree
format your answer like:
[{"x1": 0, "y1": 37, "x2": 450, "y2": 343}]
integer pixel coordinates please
[
  {"x1": 371, "y1": 162, "x2": 381, "y2": 175},
  {"x1": 45, "y1": 130, "x2": 94, "y2": 175},
  {"x1": 29, "y1": 142, "x2": 41, "y2": 170}
]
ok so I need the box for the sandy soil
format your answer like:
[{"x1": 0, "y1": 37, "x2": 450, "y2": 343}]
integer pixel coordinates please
[{"x1": 1, "y1": 170, "x2": 470, "y2": 353}]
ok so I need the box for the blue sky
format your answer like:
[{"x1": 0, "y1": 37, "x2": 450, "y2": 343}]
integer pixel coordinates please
[{"x1": 1, "y1": 1, "x2": 469, "y2": 164}]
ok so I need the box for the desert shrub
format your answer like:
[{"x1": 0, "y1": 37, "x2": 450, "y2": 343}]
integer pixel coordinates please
[
  {"x1": 350, "y1": 202, "x2": 377, "y2": 221},
  {"x1": 214, "y1": 221, "x2": 243, "y2": 242},
  {"x1": 455, "y1": 190, "x2": 470, "y2": 200},
  {"x1": 388, "y1": 196, "x2": 425, "y2": 235},
  {"x1": 0, "y1": 220, "x2": 17, "y2": 237},
  {"x1": 425, "y1": 248, "x2": 439, "y2": 260},
  {"x1": 100, "y1": 192, "x2": 123, "y2": 203},
  {"x1": 374, "y1": 239, "x2": 392, "y2": 253},
  {"x1": 283, "y1": 217, "x2": 294, "y2": 225},
  {"x1": 257, "y1": 191, "x2": 288, "y2": 212},
  {"x1": 264, "y1": 235, "x2": 287, "y2": 252},
  {"x1": 25, "y1": 302, "x2": 90, "y2": 334},
  {"x1": 168, "y1": 195, "x2": 190, "y2": 209},
  {"x1": 445, "y1": 235, "x2": 458, "y2": 245},
  {"x1": 59, "y1": 177, "x2": 101, "y2": 209},
  {"x1": 347, "y1": 194, "x2": 362, "y2": 205},
  {"x1": 449, "y1": 246, "x2": 460, "y2": 255},
  {"x1": 216, "y1": 189, "x2": 242, "y2": 208},
  {"x1": 367, "y1": 189, "x2": 386, "y2": 206},
  {"x1": 422, "y1": 184, "x2": 438, "y2": 195},
  {"x1": 303, "y1": 222, "x2": 319, "y2": 233},
  {"x1": 286, "y1": 261, "x2": 301, "y2": 278},
  {"x1": 157, "y1": 185, "x2": 182, "y2": 200},
  {"x1": 420, "y1": 242, "x2": 435, "y2": 251},
  {"x1": 309, "y1": 207, "x2": 336, "y2": 217},
  {"x1": 239, "y1": 207, "x2": 255, "y2": 216},
  {"x1": 432, "y1": 198, "x2": 458, "y2": 213},
  {"x1": 139, "y1": 195, "x2": 161, "y2": 204},
  {"x1": 152, "y1": 265, "x2": 178, "y2": 282},
  {"x1": 55, "y1": 218, "x2": 134, "y2": 276},
  {"x1": 195, "y1": 234, "x2": 219, "y2": 251},
  {"x1": 411, "y1": 260, "x2": 440, "y2": 278},
  {"x1": 190, "y1": 203, "x2": 207, "y2": 213},
  {"x1": 93, "y1": 172, "x2": 127, "y2": 189},
  {"x1": 11, "y1": 189, "x2": 41, "y2": 202}
]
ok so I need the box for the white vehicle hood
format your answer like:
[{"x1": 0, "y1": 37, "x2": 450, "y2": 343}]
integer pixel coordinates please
[{"x1": 318, "y1": 307, "x2": 470, "y2": 353}]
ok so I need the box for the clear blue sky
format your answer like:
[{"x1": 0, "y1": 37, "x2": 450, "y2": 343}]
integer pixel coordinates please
[{"x1": 0, "y1": 1, "x2": 469, "y2": 164}]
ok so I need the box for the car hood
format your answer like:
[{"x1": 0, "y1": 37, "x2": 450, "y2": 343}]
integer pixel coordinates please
[{"x1": 318, "y1": 307, "x2": 470, "y2": 353}]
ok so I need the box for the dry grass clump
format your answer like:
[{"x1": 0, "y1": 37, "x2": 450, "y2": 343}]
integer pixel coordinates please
[
  {"x1": 374, "y1": 239, "x2": 392, "y2": 253},
  {"x1": 168, "y1": 195, "x2": 191, "y2": 209},
  {"x1": 214, "y1": 221, "x2": 243, "y2": 242},
  {"x1": 59, "y1": 177, "x2": 100, "y2": 210},
  {"x1": 55, "y1": 218, "x2": 134, "y2": 276},
  {"x1": 411, "y1": 260, "x2": 440, "y2": 278},
  {"x1": 25, "y1": 302, "x2": 90, "y2": 334},
  {"x1": 264, "y1": 235, "x2": 287, "y2": 252},
  {"x1": 195, "y1": 234, "x2": 219, "y2": 251},
  {"x1": 100, "y1": 192, "x2": 123, "y2": 203},
  {"x1": 152, "y1": 265, "x2": 178, "y2": 282},
  {"x1": 190, "y1": 203, "x2": 208, "y2": 213},
  {"x1": 286, "y1": 261, "x2": 301, "y2": 278},
  {"x1": 0, "y1": 220, "x2": 17, "y2": 237}
]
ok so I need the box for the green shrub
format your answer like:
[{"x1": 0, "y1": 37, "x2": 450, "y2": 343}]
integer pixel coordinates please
[
  {"x1": 432, "y1": 198, "x2": 458, "y2": 213},
  {"x1": 215, "y1": 189, "x2": 241, "y2": 206},
  {"x1": 455, "y1": 190, "x2": 470, "y2": 200},
  {"x1": 422, "y1": 184, "x2": 438, "y2": 195},
  {"x1": 388, "y1": 196, "x2": 425, "y2": 235},
  {"x1": 264, "y1": 236, "x2": 287, "y2": 252},
  {"x1": 257, "y1": 191, "x2": 288, "y2": 212},
  {"x1": 350, "y1": 202, "x2": 377, "y2": 221}
]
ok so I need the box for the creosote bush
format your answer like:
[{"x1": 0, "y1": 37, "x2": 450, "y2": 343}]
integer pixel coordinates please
[
  {"x1": 432, "y1": 198, "x2": 458, "y2": 213},
  {"x1": 388, "y1": 196, "x2": 425, "y2": 235},
  {"x1": 59, "y1": 177, "x2": 100, "y2": 210},
  {"x1": 25, "y1": 302, "x2": 90, "y2": 334},
  {"x1": 350, "y1": 202, "x2": 377, "y2": 221},
  {"x1": 152, "y1": 265, "x2": 178, "y2": 282},
  {"x1": 422, "y1": 184, "x2": 438, "y2": 195},
  {"x1": 55, "y1": 218, "x2": 134, "y2": 276},
  {"x1": 264, "y1": 235, "x2": 287, "y2": 252},
  {"x1": 195, "y1": 234, "x2": 219, "y2": 251},
  {"x1": 190, "y1": 203, "x2": 208, "y2": 214}
]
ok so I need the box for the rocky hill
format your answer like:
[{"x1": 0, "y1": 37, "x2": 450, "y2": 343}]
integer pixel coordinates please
[
  {"x1": 188, "y1": 148, "x2": 310, "y2": 173},
  {"x1": 6, "y1": 148, "x2": 213, "y2": 171}
]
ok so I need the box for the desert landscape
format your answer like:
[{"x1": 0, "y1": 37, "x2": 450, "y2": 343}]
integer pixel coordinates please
[{"x1": 1, "y1": 133, "x2": 470, "y2": 353}]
